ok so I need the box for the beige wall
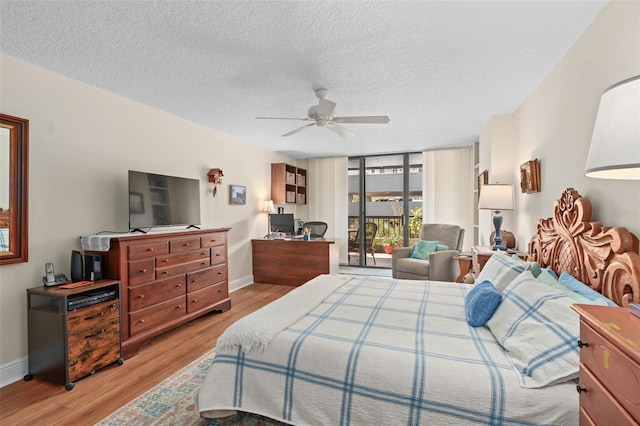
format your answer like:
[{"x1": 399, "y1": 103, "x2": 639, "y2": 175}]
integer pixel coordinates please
[
  {"x1": 0, "y1": 54, "x2": 304, "y2": 381},
  {"x1": 480, "y1": 0, "x2": 640, "y2": 248}
]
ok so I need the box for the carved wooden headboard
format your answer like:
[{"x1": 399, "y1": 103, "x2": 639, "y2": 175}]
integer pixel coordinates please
[{"x1": 528, "y1": 188, "x2": 640, "y2": 306}]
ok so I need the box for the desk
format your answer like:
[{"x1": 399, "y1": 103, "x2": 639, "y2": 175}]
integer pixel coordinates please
[{"x1": 252, "y1": 238, "x2": 339, "y2": 286}]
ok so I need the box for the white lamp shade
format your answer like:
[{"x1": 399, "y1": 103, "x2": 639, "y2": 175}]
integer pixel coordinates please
[
  {"x1": 585, "y1": 75, "x2": 640, "y2": 180},
  {"x1": 478, "y1": 184, "x2": 514, "y2": 211},
  {"x1": 263, "y1": 200, "x2": 274, "y2": 213}
]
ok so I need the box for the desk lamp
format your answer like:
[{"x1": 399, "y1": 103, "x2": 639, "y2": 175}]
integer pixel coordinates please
[
  {"x1": 478, "y1": 184, "x2": 514, "y2": 250},
  {"x1": 263, "y1": 200, "x2": 274, "y2": 236}
]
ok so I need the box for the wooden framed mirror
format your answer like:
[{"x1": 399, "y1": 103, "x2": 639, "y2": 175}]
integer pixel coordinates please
[{"x1": 0, "y1": 113, "x2": 29, "y2": 265}]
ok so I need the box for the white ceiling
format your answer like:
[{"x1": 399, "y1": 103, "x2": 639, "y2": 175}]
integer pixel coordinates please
[{"x1": 0, "y1": 1, "x2": 607, "y2": 159}]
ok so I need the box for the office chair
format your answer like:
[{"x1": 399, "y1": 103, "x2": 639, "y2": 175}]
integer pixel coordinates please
[{"x1": 302, "y1": 221, "x2": 328, "y2": 238}]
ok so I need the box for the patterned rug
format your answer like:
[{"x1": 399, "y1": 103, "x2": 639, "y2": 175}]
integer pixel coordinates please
[{"x1": 96, "y1": 348, "x2": 285, "y2": 426}]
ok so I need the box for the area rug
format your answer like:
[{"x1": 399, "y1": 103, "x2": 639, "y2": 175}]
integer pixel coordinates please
[{"x1": 96, "y1": 348, "x2": 286, "y2": 426}]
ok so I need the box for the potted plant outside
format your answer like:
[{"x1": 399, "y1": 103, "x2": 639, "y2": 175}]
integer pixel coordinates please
[{"x1": 382, "y1": 231, "x2": 402, "y2": 254}]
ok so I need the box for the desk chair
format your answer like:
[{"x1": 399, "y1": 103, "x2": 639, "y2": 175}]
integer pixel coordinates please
[{"x1": 303, "y1": 221, "x2": 328, "y2": 238}]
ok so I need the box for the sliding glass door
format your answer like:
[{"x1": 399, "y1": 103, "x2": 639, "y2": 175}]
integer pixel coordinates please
[{"x1": 347, "y1": 153, "x2": 423, "y2": 268}]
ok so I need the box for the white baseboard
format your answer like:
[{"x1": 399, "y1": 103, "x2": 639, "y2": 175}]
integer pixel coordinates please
[
  {"x1": 0, "y1": 356, "x2": 28, "y2": 388},
  {"x1": 0, "y1": 275, "x2": 255, "y2": 389}
]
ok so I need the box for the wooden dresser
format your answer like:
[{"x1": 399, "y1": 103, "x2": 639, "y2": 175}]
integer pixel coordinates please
[
  {"x1": 25, "y1": 280, "x2": 122, "y2": 390},
  {"x1": 88, "y1": 228, "x2": 231, "y2": 357},
  {"x1": 572, "y1": 304, "x2": 640, "y2": 425}
]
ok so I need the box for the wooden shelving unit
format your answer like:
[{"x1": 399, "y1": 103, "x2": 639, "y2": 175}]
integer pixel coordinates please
[{"x1": 271, "y1": 163, "x2": 307, "y2": 205}]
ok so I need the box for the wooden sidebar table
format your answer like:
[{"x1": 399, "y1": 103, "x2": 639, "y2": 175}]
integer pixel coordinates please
[
  {"x1": 453, "y1": 254, "x2": 474, "y2": 283},
  {"x1": 252, "y1": 238, "x2": 338, "y2": 286},
  {"x1": 472, "y1": 245, "x2": 526, "y2": 278}
]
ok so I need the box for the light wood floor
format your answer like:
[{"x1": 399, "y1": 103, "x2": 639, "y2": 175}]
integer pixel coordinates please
[{"x1": 0, "y1": 283, "x2": 294, "y2": 425}]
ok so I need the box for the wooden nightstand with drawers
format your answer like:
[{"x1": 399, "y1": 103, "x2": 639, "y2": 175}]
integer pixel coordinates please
[{"x1": 572, "y1": 304, "x2": 640, "y2": 425}]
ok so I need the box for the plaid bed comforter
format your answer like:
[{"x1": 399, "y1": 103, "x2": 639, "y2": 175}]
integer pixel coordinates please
[{"x1": 198, "y1": 275, "x2": 578, "y2": 425}]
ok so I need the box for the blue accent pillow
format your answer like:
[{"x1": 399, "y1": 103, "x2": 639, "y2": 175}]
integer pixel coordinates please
[
  {"x1": 558, "y1": 271, "x2": 617, "y2": 306},
  {"x1": 410, "y1": 240, "x2": 438, "y2": 260},
  {"x1": 465, "y1": 280, "x2": 502, "y2": 327},
  {"x1": 435, "y1": 244, "x2": 449, "y2": 252}
]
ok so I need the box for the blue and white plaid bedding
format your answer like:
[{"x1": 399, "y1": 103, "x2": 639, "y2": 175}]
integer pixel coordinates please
[{"x1": 198, "y1": 275, "x2": 578, "y2": 425}]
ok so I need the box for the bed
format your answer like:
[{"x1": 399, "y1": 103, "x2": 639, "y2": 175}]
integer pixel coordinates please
[{"x1": 197, "y1": 188, "x2": 640, "y2": 425}]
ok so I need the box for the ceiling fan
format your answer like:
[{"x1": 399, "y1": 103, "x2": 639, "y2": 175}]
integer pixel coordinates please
[{"x1": 256, "y1": 89, "x2": 390, "y2": 138}]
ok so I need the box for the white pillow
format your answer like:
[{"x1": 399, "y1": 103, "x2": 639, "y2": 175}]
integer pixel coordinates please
[
  {"x1": 475, "y1": 250, "x2": 531, "y2": 292},
  {"x1": 486, "y1": 270, "x2": 580, "y2": 388}
]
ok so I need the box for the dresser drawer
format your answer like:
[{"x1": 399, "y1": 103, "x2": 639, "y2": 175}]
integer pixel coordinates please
[
  {"x1": 129, "y1": 275, "x2": 186, "y2": 311},
  {"x1": 156, "y1": 248, "x2": 210, "y2": 268},
  {"x1": 170, "y1": 237, "x2": 201, "y2": 253},
  {"x1": 128, "y1": 241, "x2": 169, "y2": 260},
  {"x1": 211, "y1": 245, "x2": 226, "y2": 266},
  {"x1": 201, "y1": 232, "x2": 227, "y2": 248},
  {"x1": 129, "y1": 296, "x2": 186, "y2": 336},
  {"x1": 186, "y1": 282, "x2": 229, "y2": 313},
  {"x1": 187, "y1": 264, "x2": 226, "y2": 292},
  {"x1": 580, "y1": 321, "x2": 640, "y2": 421},
  {"x1": 128, "y1": 258, "x2": 156, "y2": 286},
  {"x1": 578, "y1": 364, "x2": 637, "y2": 425},
  {"x1": 156, "y1": 258, "x2": 211, "y2": 279},
  {"x1": 68, "y1": 318, "x2": 120, "y2": 382},
  {"x1": 67, "y1": 300, "x2": 119, "y2": 333}
]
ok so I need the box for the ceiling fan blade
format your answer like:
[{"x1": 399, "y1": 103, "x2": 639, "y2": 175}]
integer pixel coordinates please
[
  {"x1": 333, "y1": 115, "x2": 390, "y2": 124},
  {"x1": 256, "y1": 116, "x2": 311, "y2": 121},
  {"x1": 282, "y1": 123, "x2": 315, "y2": 137},
  {"x1": 326, "y1": 122, "x2": 355, "y2": 138},
  {"x1": 317, "y1": 98, "x2": 337, "y2": 117}
]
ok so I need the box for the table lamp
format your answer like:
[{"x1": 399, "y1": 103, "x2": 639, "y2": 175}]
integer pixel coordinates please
[
  {"x1": 585, "y1": 75, "x2": 640, "y2": 180},
  {"x1": 263, "y1": 200, "x2": 274, "y2": 236},
  {"x1": 478, "y1": 184, "x2": 514, "y2": 250}
]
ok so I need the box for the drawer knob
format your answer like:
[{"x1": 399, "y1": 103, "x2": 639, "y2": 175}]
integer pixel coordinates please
[
  {"x1": 576, "y1": 385, "x2": 587, "y2": 393},
  {"x1": 175, "y1": 283, "x2": 182, "y2": 287},
  {"x1": 162, "y1": 271, "x2": 168, "y2": 275},
  {"x1": 138, "y1": 294, "x2": 145, "y2": 299},
  {"x1": 215, "y1": 253, "x2": 221, "y2": 257},
  {"x1": 183, "y1": 243, "x2": 190, "y2": 247},
  {"x1": 85, "y1": 311, "x2": 106, "y2": 320},
  {"x1": 147, "y1": 248, "x2": 154, "y2": 252},
  {"x1": 577, "y1": 340, "x2": 589, "y2": 348},
  {"x1": 139, "y1": 319, "x2": 145, "y2": 324},
  {"x1": 162, "y1": 259, "x2": 168, "y2": 263},
  {"x1": 140, "y1": 268, "x2": 147, "y2": 273},
  {"x1": 192, "y1": 299, "x2": 198, "y2": 303},
  {"x1": 192, "y1": 279, "x2": 198, "y2": 283}
]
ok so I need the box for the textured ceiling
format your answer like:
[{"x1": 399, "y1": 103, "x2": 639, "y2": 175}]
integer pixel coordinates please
[{"x1": 0, "y1": 1, "x2": 607, "y2": 159}]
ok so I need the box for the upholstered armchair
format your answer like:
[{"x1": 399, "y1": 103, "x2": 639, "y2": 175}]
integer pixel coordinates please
[{"x1": 392, "y1": 224, "x2": 465, "y2": 282}]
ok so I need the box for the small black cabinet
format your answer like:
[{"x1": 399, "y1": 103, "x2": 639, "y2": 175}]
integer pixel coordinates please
[{"x1": 24, "y1": 280, "x2": 123, "y2": 390}]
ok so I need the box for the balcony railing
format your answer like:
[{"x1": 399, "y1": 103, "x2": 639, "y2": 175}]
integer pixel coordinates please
[{"x1": 348, "y1": 215, "x2": 423, "y2": 252}]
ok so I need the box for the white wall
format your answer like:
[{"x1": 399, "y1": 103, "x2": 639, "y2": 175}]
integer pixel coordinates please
[
  {"x1": 0, "y1": 54, "x2": 302, "y2": 379},
  {"x1": 480, "y1": 0, "x2": 640, "y2": 248},
  {"x1": 424, "y1": 149, "x2": 474, "y2": 251}
]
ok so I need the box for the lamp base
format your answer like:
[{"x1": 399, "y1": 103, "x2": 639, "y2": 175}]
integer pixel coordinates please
[{"x1": 490, "y1": 244, "x2": 508, "y2": 251}]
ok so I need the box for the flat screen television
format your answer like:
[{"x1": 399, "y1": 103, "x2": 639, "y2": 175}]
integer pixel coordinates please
[
  {"x1": 128, "y1": 170, "x2": 201, "y2": 232},
  {"x1": 269, "y1": 213, "x2": 295, "y2": 235}
]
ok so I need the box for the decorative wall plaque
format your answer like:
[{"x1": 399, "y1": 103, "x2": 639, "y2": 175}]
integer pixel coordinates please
[{"x1": 520, "y1": 159, "x2": 540, "y2": 193}]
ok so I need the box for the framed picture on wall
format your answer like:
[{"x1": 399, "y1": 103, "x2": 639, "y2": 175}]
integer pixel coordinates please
[
  {"x1": 230, "y1": 185, "x2": 246, "y2": 205},
  {"x1": 520, "y1": 159, "x2": 541, "y2": 193}
]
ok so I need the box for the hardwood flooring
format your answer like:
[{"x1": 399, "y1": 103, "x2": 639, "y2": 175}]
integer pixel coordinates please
[{"x1": 0, "y1": 283, "x2": 294, "y2": 425}]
